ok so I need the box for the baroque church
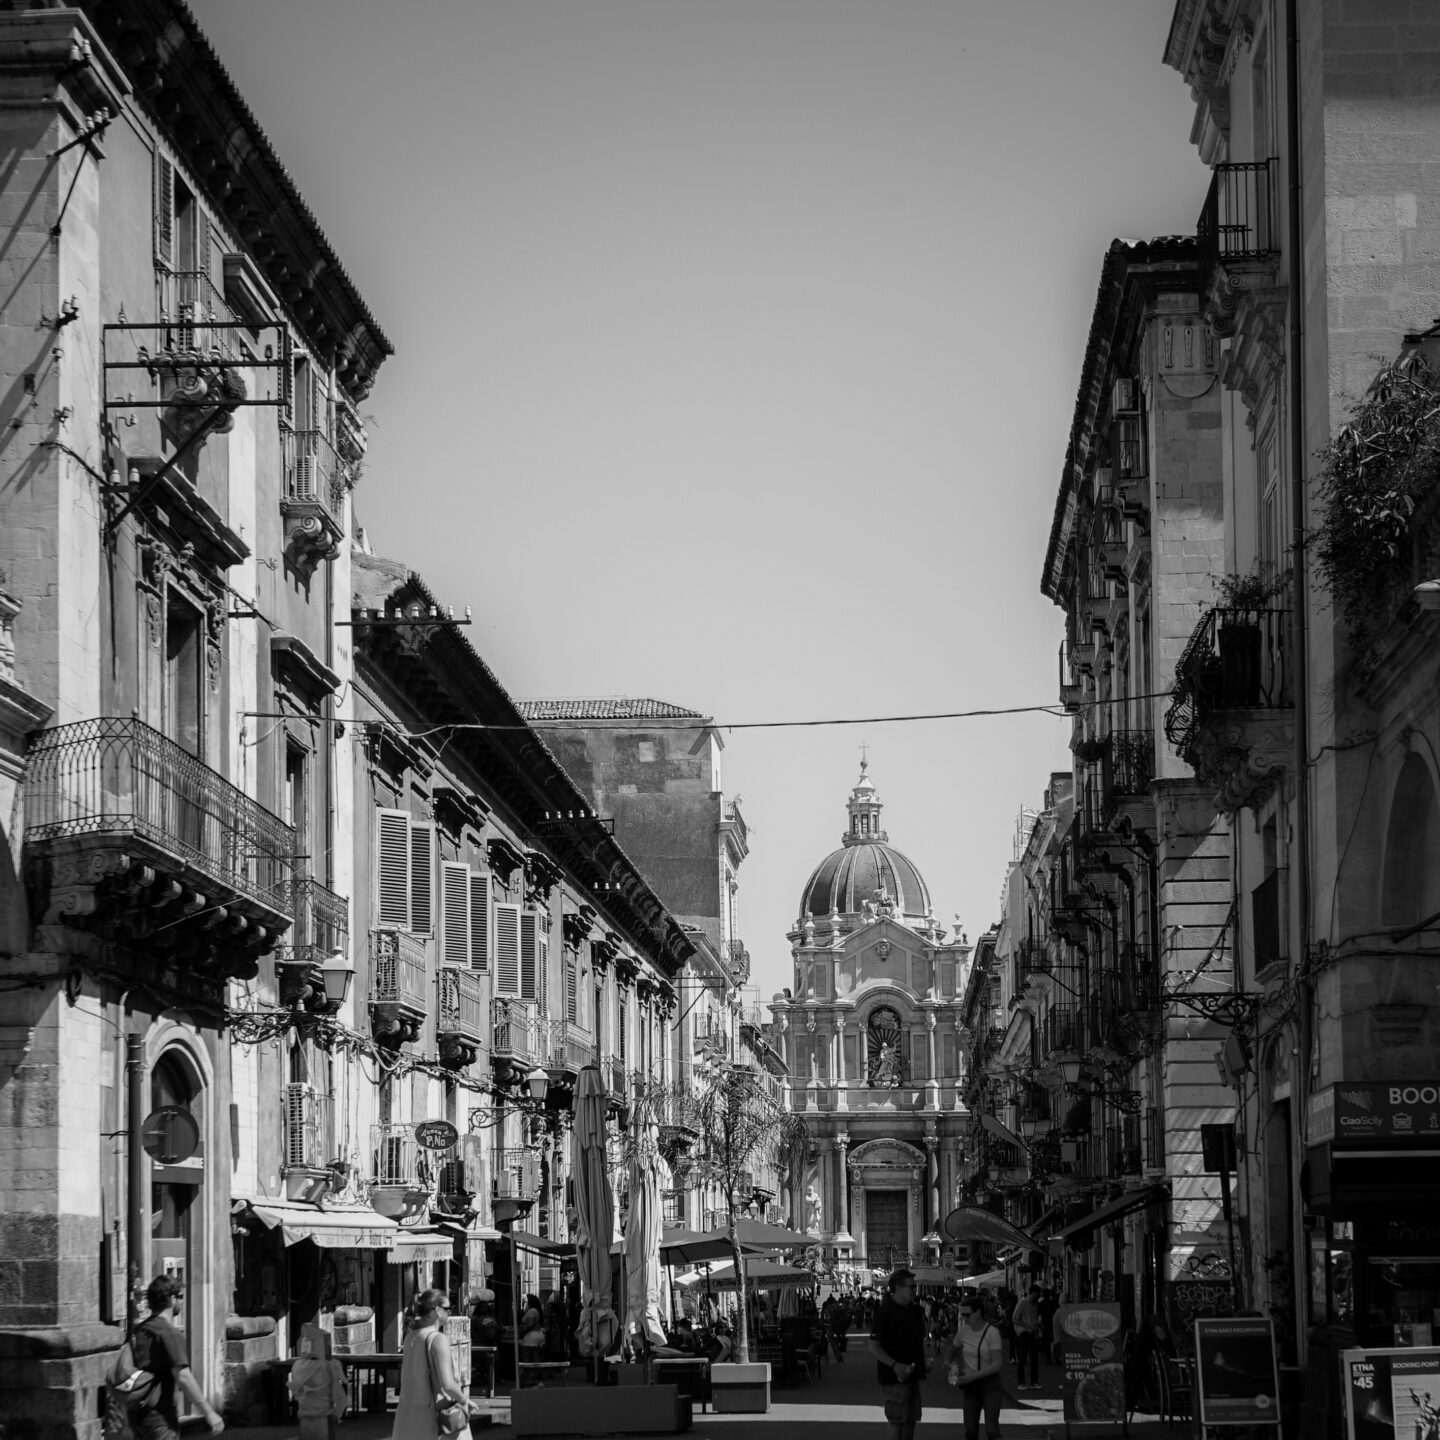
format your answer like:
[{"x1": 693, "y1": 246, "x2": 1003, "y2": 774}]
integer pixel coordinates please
[{"x1": 769, "y1": 764, "x2": 972, "y2": 1274}]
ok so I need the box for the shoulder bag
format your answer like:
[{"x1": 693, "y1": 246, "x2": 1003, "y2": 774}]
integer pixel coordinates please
[{"x1": 424, "y1": 1330, "x2": 469, "y2": 1435}]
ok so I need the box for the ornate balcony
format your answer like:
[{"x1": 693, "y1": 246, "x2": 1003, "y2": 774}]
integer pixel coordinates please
[
  {"x1": 1100, "y1": 730, "x2": 1154, "y2": 831},
  {"x1": 492, "y1": 1147, "x2": 541, "y2": 1201},
  {"x1": 281, "y1": 428, "x2": 349, "y2": 575},
  {"x1": 725, "y1": 938, "x2": 751, "y2": 984},
  {"x1": 492, "y1": 997, "x2": 540, "y2": 1077},
  {"x1": 369, "y1": 928, "x2": 427, "y2": 1046},
  {"x1": 368, "y1": 1122, "x2": 430, "y2": 1219},
  {"x1": 437, "y1": 967, "x2": 485, "y2": 1070},
  {"x1": 23, "y1": 717, "x2": 295, "y2": 978},
  {"x1": 1165, "y1": 605, "x2": 1293, "y2": 812}
]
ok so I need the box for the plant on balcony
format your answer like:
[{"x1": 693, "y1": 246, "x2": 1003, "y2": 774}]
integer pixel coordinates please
[{"x1": 1313, "y1": 350, "x2": 1440, "y2": 640}]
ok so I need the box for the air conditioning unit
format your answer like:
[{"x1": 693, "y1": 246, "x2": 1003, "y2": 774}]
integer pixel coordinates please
[{"x1": 1112, "y1": 378, "x2": 1139, "y2": 415}]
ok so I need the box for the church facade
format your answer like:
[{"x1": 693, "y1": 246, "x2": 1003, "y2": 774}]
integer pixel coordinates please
[{"x1": 769, "y1": 765, "x2": 972, "y2": 1274}]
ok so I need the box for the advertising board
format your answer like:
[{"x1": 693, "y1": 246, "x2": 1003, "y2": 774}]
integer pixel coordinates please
[
  {"x1": 1194, "y1": 1317, "x2": 1280, "y2": 1426},
  {"x1": 1342, "y1": 1347, "x2": 1440, "y2": 1440},
  {"x1": 1057, "y1": 1302, "x2": 1125, "y2": 1424},
  {"x1": 1309, "y1": 1083, "x2": 1440, "y2": 1146}
]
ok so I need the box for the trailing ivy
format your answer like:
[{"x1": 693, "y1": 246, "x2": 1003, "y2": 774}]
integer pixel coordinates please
[{"x1": 1314, "y1": 351, "x2": 1440, "y2": 640}]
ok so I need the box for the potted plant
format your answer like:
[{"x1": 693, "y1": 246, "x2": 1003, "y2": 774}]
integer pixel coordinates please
[{"x1": 1213, "y1": 571, "x2": 1284, "y2": 706}]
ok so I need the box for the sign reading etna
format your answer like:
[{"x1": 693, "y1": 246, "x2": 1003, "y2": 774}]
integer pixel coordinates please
[{"x1": 1308, "y1": 1083, "x2": 1440, "y2": 1147}]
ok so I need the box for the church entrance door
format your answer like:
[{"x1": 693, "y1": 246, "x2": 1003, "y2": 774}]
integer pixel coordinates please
[{"x1": 865, "y1": 1189, "x2": 908, "y2": 1269}]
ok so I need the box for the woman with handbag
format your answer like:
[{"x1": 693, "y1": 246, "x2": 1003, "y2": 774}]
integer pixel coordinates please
[{"x1": 392, "y1": 1289, "x2": 470, "y2": 1440}]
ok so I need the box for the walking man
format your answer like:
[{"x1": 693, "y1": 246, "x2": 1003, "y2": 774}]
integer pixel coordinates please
[
  {"x1": 132, "y1": 1275, "x2": 224, "y2": 1439},
  {"x1": 869, "y1": 1268, "x2": 928, "y2": 1440},
  {"x1": 1011, "y1": 1284, "x2": 1043, "y2": 1390}
]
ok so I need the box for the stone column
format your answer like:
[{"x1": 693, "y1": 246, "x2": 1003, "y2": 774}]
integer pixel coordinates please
[
  {"x1": 925, "y1": 1010, "x2": 940, "y2": 1110},
  {"x1": 834, "y1": 1130, "x2": 853, "y2": 1244},
  {"x1": 924, "y1": 1132, "x2": 940, "y2": 1243},
  {"x1": 835, "y1": 1015, "x2": 848, "y2": 1112}
]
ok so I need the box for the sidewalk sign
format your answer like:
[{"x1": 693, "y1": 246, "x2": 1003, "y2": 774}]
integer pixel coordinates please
[
  {"x1": 1341, "y1": 1346, "x2": 1440, "y2": 1439},
  {"x1": 1057, "y1": 1301, "x2": 1126, "y2": 1432},
  {"x1": 1194, "y1": 1316, "x2": 1280, "y2": 1427}
]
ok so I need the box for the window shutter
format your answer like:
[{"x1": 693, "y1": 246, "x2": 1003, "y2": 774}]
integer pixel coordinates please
[
  {"x1": 494, "y1": 903, "x2": 520, "y2": 997},
  {"x1": 376, "y1": 809, "x2": 410, "y2": 929},
  {"x1": 154, "y1": 154, "x2": 174, "y2": 267},
  {"x1": 519, "y1": 912, "x2": 538, "y2": 1002},
  {"x1": 566, "y1": 957, "x2": 578, "y2": 1025},
  {"x1": 441, "y1": 862, "x2": 471, "y2": 967},
  {"x1": 285, "y1": 1082, "x2": 314, "y2": 1169},
  {"x1": 469, "y1": 872, "x2": 490, "y2": 971},
  {"x1": 410, "y1": 823, "x2": 434, "y2": 933},
  {"x1": 197, "y1": 217, "x2": 212, "y2": 281},
  {"x1": 539, "y1": 932, "x2": 550, "y2": 1014}
]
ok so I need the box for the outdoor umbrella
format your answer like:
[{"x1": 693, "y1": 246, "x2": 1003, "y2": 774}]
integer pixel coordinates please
[
  {"x1": 660, "y1": 1218, "x2": 809, "y2": 1265},
  {"x1": 624, "y1": 1102, "x2": 667, "y2": 1348},
  {"x1": 571, "y1": 1066, "x2": 618, "y2": 1362},
  {"x1": 676, "y1": 1257, "x2": 811, "y2": 1289}
]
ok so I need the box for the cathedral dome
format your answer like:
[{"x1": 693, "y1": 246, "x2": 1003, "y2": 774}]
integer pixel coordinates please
[{"x1": 797, "y1": 762, "x2": 932, "y2": 922}]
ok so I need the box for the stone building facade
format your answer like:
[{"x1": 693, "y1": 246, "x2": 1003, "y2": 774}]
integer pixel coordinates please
[{"x1": 769, "y1": 765, "x2": 971, "y2": 1275}]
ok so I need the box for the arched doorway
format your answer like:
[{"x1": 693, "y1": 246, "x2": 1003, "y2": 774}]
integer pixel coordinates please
[{"x1": 150, "y1": 1049, "x2": 205, "y2": 1350}]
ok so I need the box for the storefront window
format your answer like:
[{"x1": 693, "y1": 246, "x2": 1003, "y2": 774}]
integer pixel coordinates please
[{"x1": 1365, "y1": 1256, "x2": 1440, "y2": 1347}]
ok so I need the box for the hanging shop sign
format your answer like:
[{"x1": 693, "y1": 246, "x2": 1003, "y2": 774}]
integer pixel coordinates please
[
  {"x1": 415, "y1": 1119, "x2": 459, "y2": 1151},
  {"x1": 1342, "y1": 1347, "x2": 1440, "y2": 1440},
  {"x1": 1056, "y1": 1302, "x2": 1125, "y2": 1424},
  {"x1": 1194, "y1": 1316, "x2": 1281, "y2": 1427},
  {"x1": 1309, "y1": 1083, "x2": 1440, "y2": 1147}
]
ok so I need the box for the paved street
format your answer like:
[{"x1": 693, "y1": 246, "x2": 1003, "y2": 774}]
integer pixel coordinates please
[{"x1": 233, "y1": 1334, "x2": 1179, "y2": 1440}]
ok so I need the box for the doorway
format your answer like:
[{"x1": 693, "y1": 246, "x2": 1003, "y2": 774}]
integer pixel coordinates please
[{"x1": 866, "y1": 1189, "x2": 909, "y2": 1268}]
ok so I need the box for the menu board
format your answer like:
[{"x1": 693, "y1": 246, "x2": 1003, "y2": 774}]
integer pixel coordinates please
[
  {"x1": 1056, "y1": 1302, "x2": 1125, "y2": 1424},
  {"x1": 1194, "y1": 1317, "x2": 1280, "y2": 1426},
  {"x1": 1342, "y1": 1347, "x2": 1440, "y2": 1440}
]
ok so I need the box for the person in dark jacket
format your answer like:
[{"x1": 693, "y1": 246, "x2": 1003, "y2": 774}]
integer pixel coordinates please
[
  {"x1": 132, "y1": 1275, "x2": 224, "y2": 1440},
  {"x1": 869, "y1": 1269, "x2": 928, "y2": 1440}
]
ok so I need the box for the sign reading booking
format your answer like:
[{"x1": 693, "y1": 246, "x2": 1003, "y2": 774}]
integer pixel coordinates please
[{"x1": 1309, "y1": 1082, "x2": 1440, "y2": 1146}]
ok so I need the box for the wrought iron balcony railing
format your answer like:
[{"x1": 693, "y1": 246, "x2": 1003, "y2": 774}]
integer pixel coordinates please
[
  {"x1": 282, "y1": 427, "x2": 350, "y2": 522},
  {"x1": 1101, "y1": 731, "x2": 1154, "y2": 815},
  {"x1": 492, "y1": 997, "x2": 540, "y2": 1066},
  {"x1": 1165, "y1": 606, "x2": 1292, "y2": 763},
  {"x1": 492, "y1": 1147, "x2": 541, "y2": 1199},
  {"x1": 370, "y1": 1122, "x2": 426, "y2": 1187},
  {"x1": 1042, "y1": 1004, "x2": 1083, "y2": 1058},
  {"x1": 158, "y1": 269, "x2": 243, "y2": 361},
  {"x1": 369, "y1": 929, "x2": 427, "y2": 1013},
  {"x1": 281, "y1": 872, "x2": 350, "y2": 961},
  {"x1": 725, "y1": 938, "x2": 751, "y2": 983},
  {"x1": 1197, "y1": 158, "x2": 1280, "y2": 295},
  {"x1": 438, "y1": 967, "x2": 486, "y2": 1042},
  {"x1": 24, "y1": 717, "x2": 295, "y2": 912}
]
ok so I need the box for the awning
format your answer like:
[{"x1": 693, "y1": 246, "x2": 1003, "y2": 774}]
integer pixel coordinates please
[
  {"x1": 941, "y1": 1206, "x2": 1045, "y2": 1253},
  {"x1": 386, "y1": 1228, "x2": 458, "y2": 1265},
  {"x1": 238, "y1": 1198, "x2": 399, "y2": 1250},
  {"x1": 981, "y1": 1113, "x2": 1026, "y2": 1151},
  {"x1": 511, "y1": 1230, "x2": 576, "y2": 1259},
  {"x1": 435, "y1": 1220, "x2": 502, "y2": 1242},
  {"x1": 968, "y1": 1268, "x2": 1008, "y2": 1290},
  {"x1": 1025, "y1": 1206, "x2": 1063, "y2": 1238},
  {"x1": 1058, "y1": 1184, "x2": 1169, "y2": 1245}
]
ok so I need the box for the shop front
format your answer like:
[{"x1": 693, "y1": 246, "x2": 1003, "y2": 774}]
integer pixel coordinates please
[{"x1": 1302, "y1": 1082, "x2": 1440, "y2": 1435}]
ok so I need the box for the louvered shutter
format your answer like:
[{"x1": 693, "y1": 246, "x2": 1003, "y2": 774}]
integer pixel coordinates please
[
  {"x1": 469, "y1": 872, "x2": 490, "y2": 971},
  {"x1": 285, "y1": 1082, "x2": 314, "y2": 1169},
  {"x1": 566, "y1": 957, "x2": 578, "y2": 1025},
  {"x1": 376, "y1": 809, "x2": 410, "y2": 929},
  {"x1": 519, "y1": 912, "x2": 537, "y2": 1002},
  {"x1": 441, "y1": 862, "x2": 471, "y2": 967},
  {"x1": 410, "y1": 824, "x2": 434, "y2": 933},
  {"x1": 494, "y1": 903, "x2": 520, "y2": 997},
  {"x1": 154, "y1": 154, "x2": 174, "y2": 267},
  {"x1": 197, "y1": 217, "x2": 212, "y2": 282},
  {"x1": 539, "y1": 932, "x2": 549, "y2": 1014}
]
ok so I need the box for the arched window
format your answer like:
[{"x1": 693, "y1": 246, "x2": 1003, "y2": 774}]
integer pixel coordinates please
[
  {"x1": 867, "y1": 1006, "x2": 904, "y2": 1087},
  {"x1": 1381, "y1": 754, "x2": 1440, "y2": 927}
]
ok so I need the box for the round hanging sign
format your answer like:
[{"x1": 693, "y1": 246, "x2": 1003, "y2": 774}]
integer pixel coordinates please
[
  {"x1": 414, "y1": 1119, "x2": 459, "y2": 1151},
  {"x1": 142, "y1": 1106, "x2": 200, "y2": 1164}
]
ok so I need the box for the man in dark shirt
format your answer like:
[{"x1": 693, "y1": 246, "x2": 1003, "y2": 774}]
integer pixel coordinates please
[
  {"x1": 132, "y1": 1275, "x2": 224, "y2": 1440},
  {"x1": 868, "y1": 1268, "x2": 928, "y2": 1440}
]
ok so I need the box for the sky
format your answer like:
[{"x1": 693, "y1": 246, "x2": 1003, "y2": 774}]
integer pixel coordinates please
[{"x1": 189, "y1": 0, "x2": 1207, "y2": 1003}]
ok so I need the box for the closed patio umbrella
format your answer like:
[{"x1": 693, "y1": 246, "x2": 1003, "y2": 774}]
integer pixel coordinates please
[
  {"x1": 571, "y1": 1066, "x2": 618, "y2": 1365},
  {"x1": 624, "y1": 1102, "x2": 667, "y2": 1350}
]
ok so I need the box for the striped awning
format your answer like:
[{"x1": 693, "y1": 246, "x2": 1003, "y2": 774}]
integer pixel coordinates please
[
  {"x1": 386, "y1": 1228, "x2": 457, "y2": 1265},
  {"x1": 240, "y1": 1198, "x2": 399, "y2": 1250}
]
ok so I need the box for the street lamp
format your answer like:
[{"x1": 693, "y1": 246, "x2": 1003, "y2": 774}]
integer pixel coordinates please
[
  {"x1": 526, "y1": 1066, "x2": 550, "y2": 1105},
  {"x1": 319, "y1": 957, "x2": 354, "y2": 1008}
]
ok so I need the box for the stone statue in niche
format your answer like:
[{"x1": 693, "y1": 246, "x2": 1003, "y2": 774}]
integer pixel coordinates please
[
  {"x1": 804, "y1": 1184, "x2": 823, "y2": 1234},
  {"x1": 873, "y1": 1042, "x2": 901, "y2": 1088}
]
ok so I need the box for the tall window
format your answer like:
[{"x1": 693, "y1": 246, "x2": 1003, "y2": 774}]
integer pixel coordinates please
[
  {"x1": 1259, "y1": 429, "x2": 1282, "y2": 584},
  {"x1": 165, "y1": 600, "x2": 203, "y2": 758}
]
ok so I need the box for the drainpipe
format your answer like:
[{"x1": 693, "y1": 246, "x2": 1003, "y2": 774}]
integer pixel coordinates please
[
  {"x1": 1285, "y1": 0, "x2": 1313, "y2": 1377},
  {"x1": 126, "y1": 1033, "x2": 145, "y2": 1326}
]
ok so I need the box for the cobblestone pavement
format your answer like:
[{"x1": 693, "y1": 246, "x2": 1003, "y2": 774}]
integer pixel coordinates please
[{"x1": 231, "y1": 1334, "x2": 1183, "y2": 1439}]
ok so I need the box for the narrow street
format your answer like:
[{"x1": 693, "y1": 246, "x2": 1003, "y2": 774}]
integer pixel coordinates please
[{"x1": 233, "y1": 1331, "x2": 1182, "y2": 1440}]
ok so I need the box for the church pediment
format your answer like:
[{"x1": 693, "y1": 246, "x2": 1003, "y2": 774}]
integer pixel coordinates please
[
  {"x1": 849, "y1": 1137, "x2": 926, "y2": 1170},
  {"x1": 845, "y1": 915, "x2": 922, "y2": 966}
]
